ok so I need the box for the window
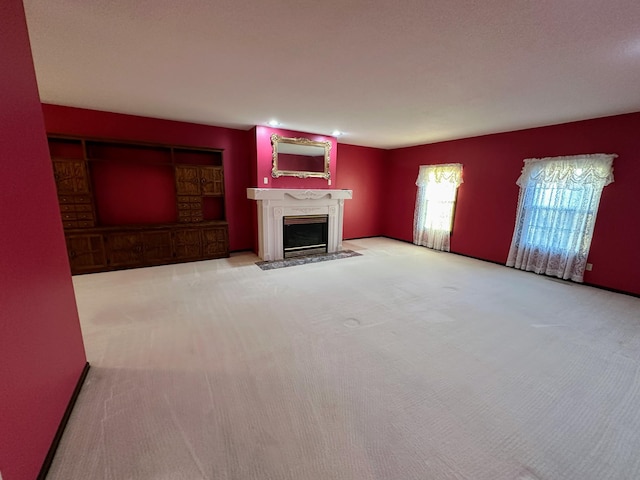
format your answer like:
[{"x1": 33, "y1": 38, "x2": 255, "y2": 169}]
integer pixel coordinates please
[
  {"x1": 506, "y1": 154, "x2": 615, "y2": 282},
  {"x1": 413, "y1": 163, "x2": 463, "y2": 252}
]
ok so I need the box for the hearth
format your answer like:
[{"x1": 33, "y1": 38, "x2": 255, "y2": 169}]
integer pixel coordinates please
[{"x1": 283, "y1": 215, "x2": 328, "y2": 257}]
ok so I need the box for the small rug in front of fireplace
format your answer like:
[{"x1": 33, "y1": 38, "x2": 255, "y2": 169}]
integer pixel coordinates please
[{"x1": 256, "y1": 250, "x2": 362, "y2": 271}]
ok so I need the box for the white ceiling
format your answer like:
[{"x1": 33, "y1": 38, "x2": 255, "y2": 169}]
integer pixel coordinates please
[{"x1": 23, "y1": 0, "x2": 640, "y2": 149}]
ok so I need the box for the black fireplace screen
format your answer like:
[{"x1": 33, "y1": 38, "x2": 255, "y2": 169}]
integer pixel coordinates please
[{"x1": 283, "y1": 215, "x2": 328, "y2": 257}]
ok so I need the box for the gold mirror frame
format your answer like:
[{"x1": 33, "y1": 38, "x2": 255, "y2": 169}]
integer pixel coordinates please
[{"x1": 271, "y1": 134, "x2": 331, "y2": 180}]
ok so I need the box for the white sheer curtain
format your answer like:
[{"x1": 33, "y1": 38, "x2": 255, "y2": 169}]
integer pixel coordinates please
[
  {"x1": 414, "y1": 163, "x2": 463, "y2": 251},
  {"x1": 506, "y1": 154, "x2": 615, "y2": 282}
]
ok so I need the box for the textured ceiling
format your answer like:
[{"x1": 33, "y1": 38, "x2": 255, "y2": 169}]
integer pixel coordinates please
[{"x1": 23, "y1": 0, "x2": 640, "y2": 148}]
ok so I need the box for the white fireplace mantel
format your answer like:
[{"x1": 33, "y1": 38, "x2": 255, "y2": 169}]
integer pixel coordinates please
[{"x1": 247, "y1": 188, "x2": 353, "y2": 261}]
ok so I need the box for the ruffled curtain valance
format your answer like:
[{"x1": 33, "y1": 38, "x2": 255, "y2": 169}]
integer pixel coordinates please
[
  {"x1": 517, "y1": 154, "x2": 615, "y2": 188},
  {"x1": 416, "y1": 163, "x2": 464, "y2": 187}
]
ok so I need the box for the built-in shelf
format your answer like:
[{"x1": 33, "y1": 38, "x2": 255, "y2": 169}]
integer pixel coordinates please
[{"x1": 48, "y1": 135, "x2": 229, "y2": 274}]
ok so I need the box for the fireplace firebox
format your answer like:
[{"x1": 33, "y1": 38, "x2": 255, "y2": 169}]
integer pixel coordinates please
[{"x1": 283, "y1": 215, "x2": 328, "y2": 258}]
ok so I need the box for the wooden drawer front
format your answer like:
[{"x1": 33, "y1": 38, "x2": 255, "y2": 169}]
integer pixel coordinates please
[
  {"x1": 61, "y1": 211, "x2": 94, "y2": 220},
  {"x1": 142, "y1": 231, "x2": 173, "y2": 263},
  {"x1": 174, "y1": 229, "x2": 202, "y2": 259},
  {"x1": 58, "y1": 192, "x2": 94, "y2": 229},
  {"x1": 106, "y1": 232, "x2": 144, "y2": 267},
  {"x1": 59, "y1": 204, "x2": 76, "y2": 213},
  {"x1": 177, "y1": 196, "x2": 202, "y2": 210},
  {"x1": 76, "y1": 212, "x2": 94, "y2": 221},
  {"x1": 60, "y1": 206, "x2": 95, "y2": 228},
  {"x1": 177, "y1": 203, "x2": 202, "y2": 211},
  {"x1": 58, "y1": 194, "x2": 91, "y2": 204},
  {"x1": 177, "y1": 195, "x2": 203, "y2": 223},
  {"x1": 178, "y1": 212, "x2": 204, "y2": 223},
  {"x1": 66, "y1": 234, "x2": 107, "y2": 272},
  {"x1": 201, "y1": 226, "x2": 228, "y2": 257}
]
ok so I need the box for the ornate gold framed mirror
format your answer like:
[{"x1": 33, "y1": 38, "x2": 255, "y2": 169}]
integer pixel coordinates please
[{"x1": 271, "y1": 134, "x2": 331, "y2": 180}]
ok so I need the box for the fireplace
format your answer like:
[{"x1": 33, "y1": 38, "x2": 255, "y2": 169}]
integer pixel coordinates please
[
  {"x1": 283, "y1": 215, "x2": 328, "y2": 257},
  {"x1": 246, "y1": 189, "x2": 353, "y2": 261}
]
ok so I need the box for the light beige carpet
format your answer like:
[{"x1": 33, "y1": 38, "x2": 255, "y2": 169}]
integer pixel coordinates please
[{"x1": 48, "y1": 238, "x2": 640, "y2": 480}]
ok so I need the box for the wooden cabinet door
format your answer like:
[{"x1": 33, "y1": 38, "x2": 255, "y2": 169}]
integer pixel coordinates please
[
  {"x1": 175, "y1": 166, "x2": 201, "y2": 195},
  {"x1": 201, "y1": 226, "x2": 228, "y2": 258},
  {"x1": 106, "y1": 232, "x2": 144, "y2": 267},
  {"x1": 66, "y1": 234, "x2": 107, "y2": 273},
  {"x1": 174, "y1": 229, "x2": 202, "y2": 259},
  {"x1": 142, "y1": 231, "x2": 173, "y2": 263},
  {"x1": 53, "y1": 159, "x2": 90, "y2": 194},
  {"x1": 200, "y1": 167, "x2": 224, "y2": 196}
]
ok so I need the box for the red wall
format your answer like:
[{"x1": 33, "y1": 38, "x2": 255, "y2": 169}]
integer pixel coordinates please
[
  {"x1": 336, "y1": 144, "x2": 387, "y2": 239},
  {"x1": 42, "y1": 104, "x2": 254, "y2": 251},
  {"x1": 91, "y1": 162, "x2": 178, "y2": 225},
  {"x1": 385, "y1": 112, "x2": 640, "y2": 296},
  {"x1": 254, "y1": 126, "x2": 337, "y2": 189},
  {"x1": 0, "y1": 2, "x2": 87, "y2": 479}
]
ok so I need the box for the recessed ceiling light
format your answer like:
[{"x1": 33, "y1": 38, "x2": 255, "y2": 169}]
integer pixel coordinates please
[
  {"x1": 268, "y1": 120, "x2": 280, "y2": 127},
  {"x1": 332, "y1": 130, "x2": 342, "y2": 137}
]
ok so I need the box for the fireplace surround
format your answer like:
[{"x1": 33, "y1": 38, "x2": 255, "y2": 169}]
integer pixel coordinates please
[{"x1": 247, "y1": 188, "x2": 353, "y2": 261}]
